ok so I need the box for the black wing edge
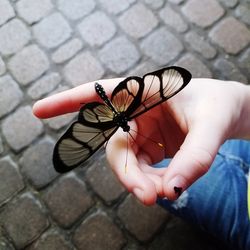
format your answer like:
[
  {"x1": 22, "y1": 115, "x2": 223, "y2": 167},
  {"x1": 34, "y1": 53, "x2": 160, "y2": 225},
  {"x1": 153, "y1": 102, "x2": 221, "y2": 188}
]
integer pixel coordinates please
[
  {"x1": 143, "y1": 66, "x2": 192, "y2": 98},
  {"x1": 110, "y1": 76, "x2": 144, "y2": 115},
  {"x1": 53, "y1": 122, "x2": 84, "y2": 173},
  {"x1": 127, "y1": 66, "x2": 192, "y2": 119},
  {"x1": 111, "y1": 76, "x2": 143, "y2": 98},
  {"x1": 77, "y1": 101, "x2": 115, "y2": 129},
  {"x1": 53, "y1": 121, "x2": 118, "y2": 173}
]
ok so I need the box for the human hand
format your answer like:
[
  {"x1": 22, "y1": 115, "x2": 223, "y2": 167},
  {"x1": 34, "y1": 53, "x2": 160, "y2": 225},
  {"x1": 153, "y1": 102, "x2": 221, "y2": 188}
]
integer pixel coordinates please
[{"x1": 33, "y1": 77, "x2": 249, "y2": 205}]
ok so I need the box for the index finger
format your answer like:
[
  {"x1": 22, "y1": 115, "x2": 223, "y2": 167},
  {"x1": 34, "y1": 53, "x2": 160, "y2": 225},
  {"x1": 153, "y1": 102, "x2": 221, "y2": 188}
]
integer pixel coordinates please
[{"x1": 32, "y1": 78, "x2": 123, "y2": 119}]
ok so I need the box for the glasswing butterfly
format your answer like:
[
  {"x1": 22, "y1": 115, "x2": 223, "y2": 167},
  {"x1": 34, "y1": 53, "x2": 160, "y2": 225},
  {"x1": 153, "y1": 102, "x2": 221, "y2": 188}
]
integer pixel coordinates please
[{"x1": 53, "y1": 66, "x2": 192, "y2": 173}]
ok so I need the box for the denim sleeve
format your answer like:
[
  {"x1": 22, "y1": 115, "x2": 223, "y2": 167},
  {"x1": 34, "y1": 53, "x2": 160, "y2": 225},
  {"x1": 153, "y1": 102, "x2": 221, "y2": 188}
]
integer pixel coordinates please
[{"x1": 155, "y1": 139, "x2": 250, "y2": 250}]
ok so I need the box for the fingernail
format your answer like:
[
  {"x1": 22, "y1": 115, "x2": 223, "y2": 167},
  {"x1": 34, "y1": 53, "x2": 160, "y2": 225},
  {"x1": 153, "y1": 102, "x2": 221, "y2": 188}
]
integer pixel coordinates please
[
  {"x1": 174, "y1": 186, "x2": 182, "y2": 197},
  {"x1": 132, "y1": 188, "x2": 144, "y2": 202},
  {"x1": 168, "y1": 175, "x2": 187, "y2": 198}
]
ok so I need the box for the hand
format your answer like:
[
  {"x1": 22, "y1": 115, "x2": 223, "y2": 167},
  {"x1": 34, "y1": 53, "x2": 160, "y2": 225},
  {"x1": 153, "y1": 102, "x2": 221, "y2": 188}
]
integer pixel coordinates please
[{"x1": 33, "y1": 78, "x2": 249, "y2": 205}]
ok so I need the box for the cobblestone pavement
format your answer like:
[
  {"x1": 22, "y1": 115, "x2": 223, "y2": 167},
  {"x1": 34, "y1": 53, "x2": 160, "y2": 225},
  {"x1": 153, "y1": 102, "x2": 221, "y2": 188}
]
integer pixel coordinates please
[{"x1": 0, "y1": 0, "x2": 249, "y2": 249}]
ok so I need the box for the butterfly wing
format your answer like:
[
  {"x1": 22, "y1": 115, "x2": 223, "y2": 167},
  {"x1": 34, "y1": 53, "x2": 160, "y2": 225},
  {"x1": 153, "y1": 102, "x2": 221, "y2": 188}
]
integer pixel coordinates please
[
  {"x1": 53, "y1": 102, "x2": 118, "y2": 173},
  {"x1": 111, "y1": 76, "x2": 144, "y2": 114},
  {"x1": 53, "y1": 66, "x2": 191, "y2": 173},
  {"x1": 131, "y1": 66, "x2": 191, "y2": 118},
  {"x1": 111, "y1": 66, "x2": 191, "y2": 118}
]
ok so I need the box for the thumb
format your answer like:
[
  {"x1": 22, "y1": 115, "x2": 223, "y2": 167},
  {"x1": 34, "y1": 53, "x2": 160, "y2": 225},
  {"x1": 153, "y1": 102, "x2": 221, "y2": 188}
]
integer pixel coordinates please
[{"x1": 163, "y1": 123, "x2": 224, "y2": 200}]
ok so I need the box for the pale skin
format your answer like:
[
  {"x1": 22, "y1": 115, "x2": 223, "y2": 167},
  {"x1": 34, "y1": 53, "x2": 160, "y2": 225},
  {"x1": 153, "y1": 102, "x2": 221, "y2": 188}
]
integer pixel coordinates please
[{"x1": 33, "y1": 78, "x2": 250, "y2": 205}]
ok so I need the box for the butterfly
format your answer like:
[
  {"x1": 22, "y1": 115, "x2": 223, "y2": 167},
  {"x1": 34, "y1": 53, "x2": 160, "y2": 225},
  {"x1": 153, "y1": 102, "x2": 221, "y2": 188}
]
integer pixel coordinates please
[{"x1": 53, "y1": 66, "x2": 192, "y2": 173}]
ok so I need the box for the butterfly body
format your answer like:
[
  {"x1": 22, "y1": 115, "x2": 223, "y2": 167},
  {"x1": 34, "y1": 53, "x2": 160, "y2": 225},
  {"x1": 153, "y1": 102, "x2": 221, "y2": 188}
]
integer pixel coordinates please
[
  {"x1": 113, "y1": 112, "x2": 130, "y2": 132},
  {"x1": 95, "y1": 82, "x2": 130, "y2": 132},
  {"x1": 95, "y1": 82, "x2": 117, "y2": 114},
  {"x1": 53, "y1": 66, "x2": 192, "y2": 173}
]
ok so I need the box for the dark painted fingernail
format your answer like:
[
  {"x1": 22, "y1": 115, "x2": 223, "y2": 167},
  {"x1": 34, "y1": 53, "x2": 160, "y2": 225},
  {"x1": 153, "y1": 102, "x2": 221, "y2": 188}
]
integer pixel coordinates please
[
  {"x1": 174, "y1": 186, "x2": 183, "y2": 197},
  {"x1": 168, "y1": 175, "x2": 187, "y2": 198}
]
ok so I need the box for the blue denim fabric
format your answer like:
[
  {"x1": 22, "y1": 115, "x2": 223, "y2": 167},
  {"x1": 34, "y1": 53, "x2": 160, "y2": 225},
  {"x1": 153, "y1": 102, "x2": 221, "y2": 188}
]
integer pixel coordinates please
[{"x1": 155, "y1": 140, "x2": 250, "y2": 250}]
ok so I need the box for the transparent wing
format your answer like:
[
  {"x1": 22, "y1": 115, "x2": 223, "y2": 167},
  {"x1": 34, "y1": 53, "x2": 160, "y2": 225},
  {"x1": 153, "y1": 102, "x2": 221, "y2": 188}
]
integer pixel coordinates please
[
  {"x1": 53, "y1": 102, "x2": 118, "y2": 173},
  {"x1": 78, "y1": 102, "x2": 115, "y2": 127},
  {"x1": 130, "y1": 66, "x2": 191, "y2": 118},
  {"x1": 110, "y1": 66, "x2": 191, "y2": 119},
  {"x1": 53, "y1": 121, "x2": 118, "y2": 173},
  {"x1": 111, "y1": 76, "x2": 143, "y2": 115}
]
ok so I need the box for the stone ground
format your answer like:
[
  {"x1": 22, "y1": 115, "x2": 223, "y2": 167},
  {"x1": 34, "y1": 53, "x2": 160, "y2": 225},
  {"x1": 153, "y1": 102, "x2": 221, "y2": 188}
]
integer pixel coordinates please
[{"x1": 0, "y1": 0, "x2": 249, "y2": 249}]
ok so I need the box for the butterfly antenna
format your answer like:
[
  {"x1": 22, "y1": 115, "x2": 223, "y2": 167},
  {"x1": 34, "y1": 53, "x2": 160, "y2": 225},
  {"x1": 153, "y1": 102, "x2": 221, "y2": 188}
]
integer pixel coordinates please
[
  {"x1": 129, "y1": 128, "x2": 165, "y2": 150},
  {"x1": 125, "y1": 132, "x2": 129, "y2": 174}
]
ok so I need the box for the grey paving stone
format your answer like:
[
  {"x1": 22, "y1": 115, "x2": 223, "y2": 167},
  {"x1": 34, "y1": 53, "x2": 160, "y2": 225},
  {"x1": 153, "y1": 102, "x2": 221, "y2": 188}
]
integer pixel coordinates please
[
  {"x1": 177, "y1": 55, "x2": 210, "y2": 77},
  {"x1": 160, "y1": 5, "x2": 188, "y2": 33},
  {"x1": 175, "y1": 54, "x2": 213, "y2": 78},
  {"x1": 27, "y1": 230, "x2": 71, "y2": 250},
  {"x1": 42, "y1": 174, "x2": 94, "y2": 228},
  {"x1": 1, "y1": 193, "x2": 49, "y2": 249},
  {"x1": 239, "y1": 48, "x2": 250, "y2": 77},
  {"x1": 28, "y1": 72, "x2": 61, "y2": 100},
  {"x1": 144, "y1": 0, "x2": 165, "y2": 10},
  {"x1": 51, "y1": 38, "x2": 83, "y2": 64},
  {"x1": 141, "y1": 28, "x2": 183, "y2": 66},
  {"x1": 148, "y1": 217, "x2": 225, "y2": 250},
  {"x1": 117, "y1": 194, "x2": 169, "y2": 241},
  {"x1": 73, "y1": 212, "x2": 125, "y2": 250},
  {"x1": 64, "y1": 51, "x2": 104, "y2": 86},
  {"x1": 0, "y1": 55, "x2": 6, "y2": 75},
  {"x1": 0, "y1": 0, "x2": 15, "y2": 26},
  {"x1": 144, "y1": 0, "x2": 164, "y2": 9},
  {"x1": 185, "y1": 31, "x2": 217, "y2": 59},
  {"x1": 57, "y1": 0, "x2": 95, "y2": 20},
  {"x1": 235, "y1": 4, "x2": 250, "y2": 26},
  {"x1": 0, "y1": 75, "x2": 23, "y2": 118},
  {"x1": 209, "y1": 17, "x2": 250, "y2": 54},
  {"x1": 0, "y1": 156, "x2": 24, "y2": 206},
  {"x1": 8, "y1": 45, "x2": 49, "y2": 85},
  {"x1": 78, "y1": 11, "x2": 116, "y2": 47},
  {"x1": 218, "y1": 0, "x2": 238, "y2": 8},
  {"x1": 118, "y1": 3, "x2": 158, "y2": 39},
  {"x1": 129, "y1": 61, "x2": 158, "y2": 76},
  {"x1": 0, "y1": 19, "x2": 31, "y2": 56},
  {"x1": 214, "y1": 58, "x2": 248, "y2": 84},
  {"x1": 46, "y1": 112, "x2": 76, "y2": 130},
  {"x1": 2, "y1": 106, "x2": 44, "y2": 152},
  {"x1": 0, "y1": 228, "x2": 15, "y2": 250},
  {"x1": 20, "y1": 138, "x2": 59, "y2": 189},
  {"x1": 98, "y1": 0, "x2": 135, "y2": 15},
  {"x1": 16, "y1": 0, "x2": 53, "y2": 24},
  {"x1": 33, "y1": 12, "x2": 72, "y2": 49},
  {"x1": 182, "y1": 0, "x2": 225, "y2": 28},
  {"x1": 169, "y1": 0, "x2": 184, "y2": 4},
  {"x1": 0, "y1": 136, "x2": 3, "y2": 154},
  {"x1": 86, "y1": 156, "x2": 125, "y2": 204},
  {"x1": 99, "y1": 36, "x2": 140, "y2": 74}
]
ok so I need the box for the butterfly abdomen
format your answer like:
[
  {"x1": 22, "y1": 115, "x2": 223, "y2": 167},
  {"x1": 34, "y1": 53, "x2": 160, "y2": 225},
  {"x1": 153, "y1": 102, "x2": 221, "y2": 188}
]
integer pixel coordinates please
[
  {"x1": 95, "y1": 82, "x2": 129, "y2": 132},
  {"x1": 95, "y1": 82, "x2": 117, "y2": 113},
  {"x1": 95, "y1": 82, "x2": 107, "y2": 100}
]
